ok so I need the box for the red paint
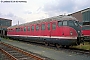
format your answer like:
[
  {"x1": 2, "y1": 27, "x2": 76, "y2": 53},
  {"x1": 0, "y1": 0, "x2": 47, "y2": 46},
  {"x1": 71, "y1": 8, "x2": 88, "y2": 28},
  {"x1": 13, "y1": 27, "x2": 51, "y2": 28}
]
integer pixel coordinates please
[
  {"x1": 82, "y1": 25, "x2": 90, "y2": 36},
  {"x1": 82, "y1": 30, "x2": 90, "y2": 36},
  {"x1": 7, "y1": 21, "x2": 78, "y2": 38}
]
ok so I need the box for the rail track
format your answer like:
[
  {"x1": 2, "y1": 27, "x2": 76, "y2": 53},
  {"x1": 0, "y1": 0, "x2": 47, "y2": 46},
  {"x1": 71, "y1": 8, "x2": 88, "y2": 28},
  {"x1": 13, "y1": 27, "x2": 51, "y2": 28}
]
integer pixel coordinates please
[{"x1": 0, "y1": 42, "x2": 45, "y2": 60}]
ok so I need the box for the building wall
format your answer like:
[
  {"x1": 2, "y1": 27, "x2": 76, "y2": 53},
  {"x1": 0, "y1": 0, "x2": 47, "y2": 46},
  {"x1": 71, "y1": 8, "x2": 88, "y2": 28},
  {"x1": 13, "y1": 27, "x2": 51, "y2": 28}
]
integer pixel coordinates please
[
  {"x1": 0, "y1": 18, "x2": 12, "y2": 27},
  {"x1": 68, "y1": 12, "x2": 83, "y2": 22},
  {"x1": 82, "y1": 9, "x2": 90, "y2": 22},
  {"x1": 68, "y1": 8, "x2": 90, "y2": 23},
  {"x1": 0, "y1": 18, "x2": 12, "y2": 36}
]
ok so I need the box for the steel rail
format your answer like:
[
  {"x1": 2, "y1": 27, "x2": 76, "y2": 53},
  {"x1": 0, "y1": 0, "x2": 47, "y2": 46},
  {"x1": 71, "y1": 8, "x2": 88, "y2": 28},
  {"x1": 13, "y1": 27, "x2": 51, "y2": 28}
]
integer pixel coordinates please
[
  {"x1": 0, "y1": 42, "x2": 45, "y2": 60},
  {"x1": 0, "y1": 48, "x2": 17, "y2": 60}
]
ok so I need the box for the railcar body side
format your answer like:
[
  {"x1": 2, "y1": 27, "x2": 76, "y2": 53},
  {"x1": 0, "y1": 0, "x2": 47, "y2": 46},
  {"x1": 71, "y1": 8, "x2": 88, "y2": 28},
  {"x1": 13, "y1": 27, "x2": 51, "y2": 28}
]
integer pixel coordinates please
[
  {"x1": 7, "y1": 16, "x2": 82, "y2": 46},
  {"x1": 82, "y1": 25, "x2": 90, "y2": 41}
]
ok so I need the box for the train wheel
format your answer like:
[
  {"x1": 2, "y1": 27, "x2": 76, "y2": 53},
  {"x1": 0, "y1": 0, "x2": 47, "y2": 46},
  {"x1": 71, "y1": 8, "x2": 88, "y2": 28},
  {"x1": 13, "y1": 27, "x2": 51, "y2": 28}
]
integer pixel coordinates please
[
  {"x1": 66, "y1": 46, "x2": 69, "y2": 48},
  {"x1": 61, "y1": 45, "x2": 65, "y2": 47},
  {"x1": 45, "y1": 42, "x2": 49, "y2": 46},
  {"x1": 56, "y1": 44, "x2": 60, "y2": 48}
]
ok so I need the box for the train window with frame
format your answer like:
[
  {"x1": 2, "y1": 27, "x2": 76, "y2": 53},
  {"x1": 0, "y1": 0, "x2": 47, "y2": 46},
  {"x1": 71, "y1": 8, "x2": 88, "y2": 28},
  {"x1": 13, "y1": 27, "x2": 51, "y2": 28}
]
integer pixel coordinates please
[
  {"x1": 16, "y1": 28, "x2": 20, "y2": 32},
  {"x1": 63, "y1": 21, "x2": 67, "y2": 26},
  {"x1": 31, "y1": 25, "x2": 34, "y2": 31},
  {"x1": 20, "y1": 28, "x2": 23, "y2": 31},
  {"x1": 16, "y1": 28, "x2": 17, "y2": 32},
  {"x1": 36, "y1": 25, "x2": 39, "y2": 31},
  {"x1": 18, "y1": 28, "x2": 20, "y2": 31},
  {"x1": 48, "y1": 23, "x2": 50, "y2": 30},
  {"x1": 27, "y1": 26, "x2": 30, "y2": 31},
  {"x1": 41, "y1": 24, "x2": 45, "y2": 30},
  {"x1": 58, "y1": 21, "x2": 62, "y2": 27},
  {"x1": 68, "y1": 20, "x2": 75, "y2": 26},
  {"x1": 24, "y1": 27, "x2": 26, "y2": 31},
  {"x1": 52, "y1": 22, "x2": 56, "y2": 30}
]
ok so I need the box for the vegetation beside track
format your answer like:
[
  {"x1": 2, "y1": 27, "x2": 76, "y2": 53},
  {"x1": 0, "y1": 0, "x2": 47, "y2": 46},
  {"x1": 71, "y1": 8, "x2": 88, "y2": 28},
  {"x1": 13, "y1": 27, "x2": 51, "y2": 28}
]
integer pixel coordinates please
[{"x1": 72, "y1": 42, "x2": 90, "y2": 50}]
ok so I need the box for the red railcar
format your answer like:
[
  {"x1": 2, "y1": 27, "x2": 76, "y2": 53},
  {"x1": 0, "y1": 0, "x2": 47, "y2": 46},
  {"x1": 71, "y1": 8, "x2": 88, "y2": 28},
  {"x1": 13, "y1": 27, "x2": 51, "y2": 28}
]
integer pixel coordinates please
[
  {"x1": 7, "y1": 15, "x2": 83, "y2": 47},
  {"x1": 82, "y1": 25, "x2": 90, "y2": 41}
]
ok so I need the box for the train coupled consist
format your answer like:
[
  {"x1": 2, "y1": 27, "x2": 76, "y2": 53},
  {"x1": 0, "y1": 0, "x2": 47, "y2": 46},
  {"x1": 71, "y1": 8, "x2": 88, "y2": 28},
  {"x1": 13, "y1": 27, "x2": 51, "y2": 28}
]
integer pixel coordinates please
[{"x1": 7, "y1": 15, "x2": 83, "y2": 48}]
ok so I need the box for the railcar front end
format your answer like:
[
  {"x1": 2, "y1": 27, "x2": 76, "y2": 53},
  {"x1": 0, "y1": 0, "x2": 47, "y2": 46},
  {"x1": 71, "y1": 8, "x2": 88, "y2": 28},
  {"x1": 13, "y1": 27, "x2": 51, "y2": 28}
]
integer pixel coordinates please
[{"x1": 56, "y1": 20, "x2": 82, "y2": 46}]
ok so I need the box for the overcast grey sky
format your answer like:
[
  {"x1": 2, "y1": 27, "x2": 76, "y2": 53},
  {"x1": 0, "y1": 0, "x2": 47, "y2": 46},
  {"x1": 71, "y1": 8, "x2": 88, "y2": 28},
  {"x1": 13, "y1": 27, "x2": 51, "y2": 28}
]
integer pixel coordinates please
[{"x1": 0, "y1": 0, "x2": 90, "y2": 25}]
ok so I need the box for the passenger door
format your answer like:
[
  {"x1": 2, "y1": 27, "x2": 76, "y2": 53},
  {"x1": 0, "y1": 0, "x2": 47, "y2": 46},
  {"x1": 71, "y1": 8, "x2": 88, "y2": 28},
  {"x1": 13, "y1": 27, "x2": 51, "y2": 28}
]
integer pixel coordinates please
[
  {"x1": 51, "y1": 21, "x2": 57, "y2": 37},
  {"x1": 46, "y1": 22, "x2": 52, "y2": 37}
]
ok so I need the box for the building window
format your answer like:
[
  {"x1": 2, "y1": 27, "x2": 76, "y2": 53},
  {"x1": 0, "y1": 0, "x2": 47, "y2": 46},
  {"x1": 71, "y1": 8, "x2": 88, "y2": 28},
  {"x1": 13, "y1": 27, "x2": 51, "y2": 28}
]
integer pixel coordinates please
[
  {"x1": 27, "y1": 26, "x2": 30, "y2": 31},
  {"x1": 41, "y1": 24, "x2": 45, "y2": 30},
  {"x1": 52, "y1": 22, "x2": 56, "y2": 30},
  {"x1": 31, "y1": 25, "x2": 34, "y2": 31},
  {"x1": 48, "y1": 23, "x2": 50, "y2": 30},
  {"x1": 36, "y1": 25, "x2": 39, "y2": 31},
  {"x1": 58, "y1": 21, "x2": 62, "y2": 26}
]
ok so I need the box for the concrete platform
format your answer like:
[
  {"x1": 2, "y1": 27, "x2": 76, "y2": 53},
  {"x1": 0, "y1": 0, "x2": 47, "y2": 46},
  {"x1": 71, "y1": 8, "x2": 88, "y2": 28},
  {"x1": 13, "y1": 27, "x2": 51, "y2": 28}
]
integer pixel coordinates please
[{"x1": 1, "y1": 38, "x2": 90, "y2": 60}]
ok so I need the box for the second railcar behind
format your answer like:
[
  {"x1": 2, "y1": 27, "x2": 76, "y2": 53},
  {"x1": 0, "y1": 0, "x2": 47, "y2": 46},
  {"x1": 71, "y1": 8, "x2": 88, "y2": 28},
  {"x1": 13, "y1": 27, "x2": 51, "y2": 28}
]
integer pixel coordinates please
[{"x1": 82, "y1": 25, "x2": 90, "y2": 41}]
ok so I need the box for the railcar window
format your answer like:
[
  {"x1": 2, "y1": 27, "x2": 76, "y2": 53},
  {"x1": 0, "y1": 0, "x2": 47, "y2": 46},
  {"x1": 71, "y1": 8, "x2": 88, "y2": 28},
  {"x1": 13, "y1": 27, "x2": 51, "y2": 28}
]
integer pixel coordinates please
[
  {"x1": 19, "y1": 28, "x2": 20, "y2": 31},
  {"x1": 68, "y1": 20, "x2": 75, "y2": 26},
  {"x1": 20, "y1": 28, "x2": 23, "y2": 31},
  {"x1": 16, "y1": 28, "x2": 17, "y2": 31},
  {"x1": 10, "y1": 29, "x2": 12, "y2": 32},
  {"x1": 31, "y1": 25, "x2": 34, "y2": 31},
  {"x1": 63, "y1": 21, "x2": 67, "y2": 26},
  {"x1": 52, "y1": 23, "x2": 56, "y2": 30},
  {"x1": 41, "y1": 24, "x2": 45, "y2": 30},
  {"x1": 24, "y1": 27, "x2": 26, "y2": 31},
  {"x1": 58, "y1": 21, "x2": 62, "y2": 26},
  {"x1": 16, "y1": 28, "x2": 20, "y2": 32},
  {"x1": 27, "y1": 26, "x2": 30, "y2": 31},
  {"x1": 48, "y1": 23, "x2": 50, "y2": 30},
  {"x1": 36, "y1": 25, "x2": 39, "y2": 31}
]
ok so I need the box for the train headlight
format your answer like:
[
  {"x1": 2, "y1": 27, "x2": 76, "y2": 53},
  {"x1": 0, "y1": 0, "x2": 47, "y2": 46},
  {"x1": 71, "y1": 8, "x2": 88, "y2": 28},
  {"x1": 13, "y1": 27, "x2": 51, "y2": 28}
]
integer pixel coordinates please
[
  {"x1": 78, "y1": 31, "x2": 80, "y2": 33},
  {"x1": 70, "y1": 31, "x2": 73, "y2": 36}
]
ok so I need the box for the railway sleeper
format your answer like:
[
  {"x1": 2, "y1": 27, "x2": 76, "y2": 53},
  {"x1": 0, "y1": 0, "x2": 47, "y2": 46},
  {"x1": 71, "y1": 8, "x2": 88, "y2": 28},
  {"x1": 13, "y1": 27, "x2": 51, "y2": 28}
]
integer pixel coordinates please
[
  {"x1": 13, "y1": 55, "x2": 28, "y2": 58},
  {"x1": 7, "y1": 51, "x2": 18, "y2": 53},
  {"x1": 18, "y1": 57, "x2": 34, "y2": 60}
]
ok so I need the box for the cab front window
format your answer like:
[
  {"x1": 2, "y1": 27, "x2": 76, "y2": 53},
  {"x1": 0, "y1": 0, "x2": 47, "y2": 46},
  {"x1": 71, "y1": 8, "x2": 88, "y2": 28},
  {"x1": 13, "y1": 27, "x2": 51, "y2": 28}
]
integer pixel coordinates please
[
  {"x1": 63, "y1": 21, "x2": 67, "y2": 26},
  {"x1": 68, "y1": 20, "x2": 75, "y2": 26}
]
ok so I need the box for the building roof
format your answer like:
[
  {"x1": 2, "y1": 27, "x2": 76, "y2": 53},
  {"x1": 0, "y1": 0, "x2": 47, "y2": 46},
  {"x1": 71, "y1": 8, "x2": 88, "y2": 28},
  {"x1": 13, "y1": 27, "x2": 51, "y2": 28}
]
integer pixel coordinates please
[
  {"x1": 68, "y1": 8, "x2": 90, "y2": 16},
  {"x1": 0, "y1": 18, "x2": 12, "y2": 21}
]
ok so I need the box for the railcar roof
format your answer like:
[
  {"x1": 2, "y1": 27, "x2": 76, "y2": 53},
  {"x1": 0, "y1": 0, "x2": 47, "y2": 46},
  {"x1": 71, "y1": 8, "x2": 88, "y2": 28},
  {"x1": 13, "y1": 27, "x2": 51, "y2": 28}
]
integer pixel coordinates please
[{"x1": 8, "y1": 15, "x2": 77, "y2": 29}]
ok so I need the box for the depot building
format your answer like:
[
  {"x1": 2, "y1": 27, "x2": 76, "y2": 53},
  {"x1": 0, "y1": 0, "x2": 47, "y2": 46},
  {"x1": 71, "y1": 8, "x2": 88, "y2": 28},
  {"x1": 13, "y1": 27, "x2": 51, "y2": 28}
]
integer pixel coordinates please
[
  {"x1": 0, "y1": 18, "x2": 12, "y2": 36},
  {"x1": 68, "y1": 8, "x2": 90, "y2": 25}
]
